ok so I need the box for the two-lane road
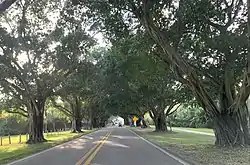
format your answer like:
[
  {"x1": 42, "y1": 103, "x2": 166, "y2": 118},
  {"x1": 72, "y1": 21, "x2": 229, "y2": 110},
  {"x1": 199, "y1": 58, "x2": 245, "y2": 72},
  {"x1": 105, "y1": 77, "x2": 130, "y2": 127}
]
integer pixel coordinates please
[{"x1": 7, "y1": 127, "x2": 188, "y2": 165}]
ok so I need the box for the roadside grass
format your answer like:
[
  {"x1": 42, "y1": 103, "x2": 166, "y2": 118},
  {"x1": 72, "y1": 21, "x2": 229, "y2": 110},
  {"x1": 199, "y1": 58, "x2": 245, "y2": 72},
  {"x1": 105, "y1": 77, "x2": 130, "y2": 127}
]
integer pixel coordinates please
[
  {"x1": 0, "y1": 131, "x2": 75, "y2": 146},
  {"x1": 0, "y1": 130, "x2": 94, "y2": 164},
  {"x1": 173, "y1": 127, "x2": 214, "y2": 134},
  {"x1": 149, "y1": 125, "x2": 214, "y2": 134},
  {"x1": 134, "y1": 127, "x2": 250, "y2": 165}
]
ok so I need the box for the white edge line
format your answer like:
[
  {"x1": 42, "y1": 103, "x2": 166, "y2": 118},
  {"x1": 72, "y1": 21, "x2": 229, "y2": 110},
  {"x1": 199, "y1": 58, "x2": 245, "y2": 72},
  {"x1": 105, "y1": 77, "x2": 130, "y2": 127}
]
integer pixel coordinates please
[
  {"x1": 6, "y1": 130, "x2": 100, "y2": 165},
  {"x1": 128, "y1": 128, "x2": 190, "y2": 165}
]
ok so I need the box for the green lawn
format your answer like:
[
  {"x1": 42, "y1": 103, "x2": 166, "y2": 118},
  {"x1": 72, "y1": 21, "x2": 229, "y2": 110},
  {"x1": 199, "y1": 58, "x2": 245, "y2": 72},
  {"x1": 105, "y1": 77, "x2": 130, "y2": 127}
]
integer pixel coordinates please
[
  {"x1": 173, "y1": 127, "x2": 214, "y2": 134},
  {"x1": 134, "y1": 128, "x2": 250, "y2": 165},
  {"x1": 149, "y1": 125, "x2": 214, "y2": 134},
  {"x1": 0, "y1": 130, "x2": 93, "y2": 164}
]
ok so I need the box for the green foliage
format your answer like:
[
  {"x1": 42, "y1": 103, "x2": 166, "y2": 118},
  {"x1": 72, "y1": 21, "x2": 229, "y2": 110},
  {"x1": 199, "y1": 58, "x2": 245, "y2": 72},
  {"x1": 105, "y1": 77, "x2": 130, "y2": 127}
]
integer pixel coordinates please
[
  {"x1": 99, "y1": 36, "x2": 192, "y2": 121},
  {"x1": 169, "y1": 105, "x2": 213, "y2": 128},
  {"x1": 0, "y1": 113, "x2": 28, "y2": 136}
]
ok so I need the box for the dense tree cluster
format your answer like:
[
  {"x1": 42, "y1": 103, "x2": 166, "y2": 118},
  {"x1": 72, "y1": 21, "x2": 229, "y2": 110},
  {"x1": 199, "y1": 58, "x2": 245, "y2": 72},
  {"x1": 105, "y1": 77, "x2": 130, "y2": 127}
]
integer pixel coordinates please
[{"x1": 0, "y1": 0, "x2": 250, "y2": 147}]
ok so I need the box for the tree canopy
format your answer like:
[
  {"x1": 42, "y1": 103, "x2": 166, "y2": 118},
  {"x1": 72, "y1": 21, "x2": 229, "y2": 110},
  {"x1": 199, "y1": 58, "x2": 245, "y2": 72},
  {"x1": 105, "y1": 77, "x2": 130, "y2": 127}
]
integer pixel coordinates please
[{"x1": 0, "y1": 0, "x2": 249, "y2": 147}]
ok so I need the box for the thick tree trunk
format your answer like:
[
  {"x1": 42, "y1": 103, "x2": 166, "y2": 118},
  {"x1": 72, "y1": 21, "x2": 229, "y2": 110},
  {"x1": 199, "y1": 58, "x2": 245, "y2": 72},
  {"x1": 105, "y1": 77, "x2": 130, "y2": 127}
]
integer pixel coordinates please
[
  {"x1": 71, "y1": 117, "x2": 77, "y2": 133},
  {"x1": 71, "y1": 97, "x2": 83, "y2": 133},
  {"x1": 75, "y1": 97, "x2": 82, "y2": 132},
  {"x1": 154, "y1": 114, "x2": 168, "y2": 132},
  {"x1": 247, "y1": 0, "x2": 250, "y2": 139},
  {"x1": 88, "y1": 108, "x2": 93, "y2": 130},
  {"x1": 92, "y1": 117, "x2": 99, "y2": 128},
  {"x1": 52, "y1": 121, "x2": 56, "y2": 132},
  {"x1": 214, "y1": 86, "x2": 250, "y2": 146},
  {"x1": 64, "y1": 123, "x2": 67, "y2": 131},
  {"x1": 75, "y1": 117, "x2": 82, "y2": 132},
  {"x1": 213, "y1": 109, "x2": 250, "y2": 146},
  {"x1": 71, "y1": 117, "x2": 82, "y2": 133},
  {"x1": 27, "y1": 100, "x2": 47, "y2": 144},
  {"x1": 141, "y1": 119, "x2": 148, "y2": 128}
]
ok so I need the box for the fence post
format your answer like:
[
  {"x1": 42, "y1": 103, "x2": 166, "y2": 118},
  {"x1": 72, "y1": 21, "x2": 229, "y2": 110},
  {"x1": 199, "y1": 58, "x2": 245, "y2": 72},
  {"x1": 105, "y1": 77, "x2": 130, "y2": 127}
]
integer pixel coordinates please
[
  {"x1": 0, "y1": 136, "x2": 2, "y2": 146},
  {"x1": 19, "y1": 134, "x2": 22, "y2": 143},
  {"x1": 26, "y1": 133, "x2": 28, "y2": 141},
  {"x1": 8, "y1": 135, "x2": 11, "y2": 144}
]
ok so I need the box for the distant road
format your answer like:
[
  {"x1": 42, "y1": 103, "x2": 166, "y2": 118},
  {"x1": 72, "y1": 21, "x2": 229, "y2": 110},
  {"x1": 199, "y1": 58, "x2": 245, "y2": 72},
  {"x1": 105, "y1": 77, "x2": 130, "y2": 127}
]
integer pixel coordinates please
[{"x1": 8, "y1": 127, "x2": 189, "y2": 165}]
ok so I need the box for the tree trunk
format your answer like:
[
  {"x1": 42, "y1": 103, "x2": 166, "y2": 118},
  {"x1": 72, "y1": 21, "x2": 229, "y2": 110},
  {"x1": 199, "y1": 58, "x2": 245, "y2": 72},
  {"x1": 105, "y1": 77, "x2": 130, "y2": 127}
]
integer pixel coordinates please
[
  {"x1": 52, "y1": 121, "x2": 56, "y2": 132},
  {"x1": 213, "y1": 86, "x2": 250, "y2": 146},
  {"x1": 71, "y1": 117, "x2": 77, "y2": 133},
  {"x1": 213, "y1": 108, "x2": 250, "y2": 146},
  {"x1": 26, "y1": 100, "x2": 47, "y2": 144},
  {"x1": 88, "y1": 108, "x2": 93, "y2": 130},
  {"x1": 141, "y1": 119, "x2": 148, "y2": 128},
  {"x1": 92, "y1": 117, "x2": 98, "y2": 128},
  {"x1": 71, "y1": 118, "x2": 82, "y2": 133},
  {"x1": 71, "y1": 97, "x2": 83, "y2": 133},
  {"x1": 75, "y1": 117, "x2": 82, "y2": 132},
  {"x1": 154, "y1": 114, "x2": 168, "y2": 132},
  {"x1": 64, "y1": 123, "x2": 67, "y2": 131}
]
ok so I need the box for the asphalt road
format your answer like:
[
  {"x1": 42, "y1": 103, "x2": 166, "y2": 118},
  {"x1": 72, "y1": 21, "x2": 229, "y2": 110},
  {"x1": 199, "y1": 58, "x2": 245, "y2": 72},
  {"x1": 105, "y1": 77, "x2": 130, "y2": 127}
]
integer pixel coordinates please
[{"x1": 7, "y1": 127, "x2": 187, "y2": 165}]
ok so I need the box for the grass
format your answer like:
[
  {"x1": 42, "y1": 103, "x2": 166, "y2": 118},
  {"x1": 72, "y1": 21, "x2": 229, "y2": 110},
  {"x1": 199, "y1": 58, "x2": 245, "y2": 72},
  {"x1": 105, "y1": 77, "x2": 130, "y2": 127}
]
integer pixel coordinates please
[
  {"x1": 1, "y1": 134, "x2": 30, "y2": 146},
  {"x1": 0, "y1": 130, "x2": 94, "y2": 164},
  {"x1": 149, "y1": 125, "x2": 214, "y2": 134},
  {"x1": 134, "y1": 127, "x2": 250, "y2": 165},
  {"x1": 173, "y1": 127, "x2": 214, "y2": 134}
]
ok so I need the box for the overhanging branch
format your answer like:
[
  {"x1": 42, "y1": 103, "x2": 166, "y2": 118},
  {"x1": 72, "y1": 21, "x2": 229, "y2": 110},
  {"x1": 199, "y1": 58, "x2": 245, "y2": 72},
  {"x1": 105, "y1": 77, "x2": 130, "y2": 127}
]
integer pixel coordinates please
[
  {"x1": 167, "y1": 104, "x2": 182, "y2": 116},
  {"x1": 5, "y1": 109, "x2": 28, "y2": 117}
]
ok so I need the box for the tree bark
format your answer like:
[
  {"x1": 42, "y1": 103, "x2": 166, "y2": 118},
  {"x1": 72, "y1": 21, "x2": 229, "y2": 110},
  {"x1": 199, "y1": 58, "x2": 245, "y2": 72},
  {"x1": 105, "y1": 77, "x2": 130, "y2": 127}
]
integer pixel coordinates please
[
  {"x1": 71, "y1": 97, "x2": 82, "y2": 133},
  {"x1": 151, "y1": 110, "x2": 168, "y2": 132},
  {"x1": 71, "y1": 114, "x2": 82, "y2": 132},
  {"x1": 88, "y1": 108, "x2": 93, "y2": 130},
  {"x1": 26, "y1": 99, "x2": 47, "y2": 144},
  {"x1": 75, "y1": 97, "x2": 82, "y2": 132},
  {"x1": 75, "y1": 117, "x2": 82, "y2": 132},
  {"x1": 213, "y1": 109, "x2": 250, "y2": 146},
  {"x1": 213, "y1": 86, "x2": 250, "y2": 146},
  {"x1": 154, "y1": 114, "x2": 168, "y2": 132},
  {"x1": 71, "y1": 117, "x2": 76, "y2": 133}
]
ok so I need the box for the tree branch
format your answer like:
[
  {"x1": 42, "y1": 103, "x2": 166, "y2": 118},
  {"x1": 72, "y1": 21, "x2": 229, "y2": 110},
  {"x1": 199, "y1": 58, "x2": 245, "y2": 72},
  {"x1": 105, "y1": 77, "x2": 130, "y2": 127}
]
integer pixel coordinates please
[
  {"x1": 1, "y1": 79, "x2": 25, "y2": 95},
  {"x1": 167, "y1": 104, "x2": 182, "y2": 116},
  {"x1": 165, "y1": 102, "x2": 180, "y2": 115},
  {"x1": 149, "y1": 110, "x2": 154, "y2": 119},
  {"x1": 207, "y1": 0, "x2": 243, "y2": 30},
  {"x1": 225, "y1": 0, "x2": 243, "y2": 28},
  {"x1": 5, "y1": 109, "x2": 28, "y2": 117},
  {"x1": 51, "y1": 99, "x2": 72, "y2": 116},
  {"x1": 19, "y1": 107, "x2": 28, "y2": 113}
]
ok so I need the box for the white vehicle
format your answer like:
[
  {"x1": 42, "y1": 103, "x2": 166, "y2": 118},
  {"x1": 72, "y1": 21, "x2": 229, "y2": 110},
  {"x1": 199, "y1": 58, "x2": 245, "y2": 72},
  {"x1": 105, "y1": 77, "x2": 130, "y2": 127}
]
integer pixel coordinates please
[{"x1": 107, "y1": 116, "x2": 124, "y2": 127}]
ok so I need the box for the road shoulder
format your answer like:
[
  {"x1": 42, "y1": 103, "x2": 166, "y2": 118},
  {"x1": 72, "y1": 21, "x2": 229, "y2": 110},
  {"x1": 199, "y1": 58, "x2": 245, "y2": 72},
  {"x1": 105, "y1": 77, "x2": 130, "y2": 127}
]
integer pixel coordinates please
[
  {"x1": 128, "y1": 128, "x2": 193, "y2": 165},
  {"x1": 4, "y1": 129, "x2": 98, "y2": 165},
  {"x1": 132, "y1": 127, "x2": 250, "y2": 165}
]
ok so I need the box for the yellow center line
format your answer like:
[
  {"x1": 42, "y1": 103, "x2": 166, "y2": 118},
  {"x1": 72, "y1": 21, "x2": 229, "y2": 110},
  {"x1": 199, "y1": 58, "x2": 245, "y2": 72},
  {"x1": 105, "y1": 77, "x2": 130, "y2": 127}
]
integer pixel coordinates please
[
  {"x1": 75, "y1": 133, "x2": 109, "y2": 165},
  {"x1": 83, "y1": 132, "x2": 111, "y2": 165}
]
